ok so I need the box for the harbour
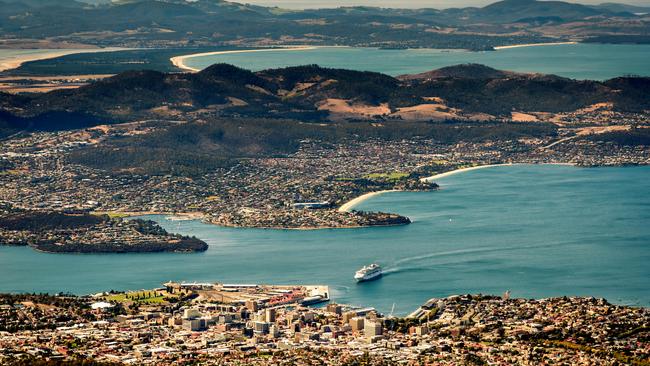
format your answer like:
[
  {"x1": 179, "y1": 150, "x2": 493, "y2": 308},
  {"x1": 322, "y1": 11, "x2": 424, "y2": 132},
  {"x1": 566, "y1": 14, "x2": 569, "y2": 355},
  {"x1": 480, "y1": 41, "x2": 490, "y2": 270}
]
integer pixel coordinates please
[{"x1": 1, "y1": 164, "x2": 648, "y2": 314}]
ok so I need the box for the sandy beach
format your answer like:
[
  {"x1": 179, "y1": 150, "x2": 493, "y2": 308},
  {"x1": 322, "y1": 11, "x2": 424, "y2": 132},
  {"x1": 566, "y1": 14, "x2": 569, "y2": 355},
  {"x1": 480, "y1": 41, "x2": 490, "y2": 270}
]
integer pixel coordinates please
[
  {"x1": 420, "y1": 163, "x2": 515, "y2": 182},
  {"x1": 337, "y1": 163, "x2": 580, "y2": 212},
  {"x1": 170, "y1": 46, "x2": 320, "y2": 72},
  {"x1": 0, "y1": 48, "x2": 127, "y2": 72},
  {"x1": 338, "y1": 190, "x2": 401, "y2": 212},
  {"x1": 338, "y1": 164, "x2": 515, "y2": 212},
  {"x1": 494, "y1": 42, "x2": 578, "y2": 50}
]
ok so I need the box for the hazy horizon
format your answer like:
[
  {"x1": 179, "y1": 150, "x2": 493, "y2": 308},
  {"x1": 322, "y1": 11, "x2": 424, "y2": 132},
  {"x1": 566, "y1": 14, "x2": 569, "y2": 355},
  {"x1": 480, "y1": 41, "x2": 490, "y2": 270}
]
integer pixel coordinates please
[{"x1": 240, "y1": 0, "x2": 650, "y2": 9}]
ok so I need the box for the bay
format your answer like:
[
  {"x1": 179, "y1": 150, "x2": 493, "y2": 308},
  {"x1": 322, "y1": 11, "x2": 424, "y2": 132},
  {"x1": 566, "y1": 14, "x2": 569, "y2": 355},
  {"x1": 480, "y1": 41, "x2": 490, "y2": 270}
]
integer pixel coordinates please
[
  {"x1": 181, "y1": 43, "x2": 650, "y2": 80},
  {"x1": 1, "y1": 165, "x2": 648, "y2": 315}
]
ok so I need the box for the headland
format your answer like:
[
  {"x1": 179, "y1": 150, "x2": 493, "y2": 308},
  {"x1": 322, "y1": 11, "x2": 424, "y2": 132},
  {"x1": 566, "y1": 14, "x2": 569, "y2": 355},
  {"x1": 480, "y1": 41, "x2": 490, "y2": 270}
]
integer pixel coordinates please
[{"x1": 0, "y1": 206, "x2": 208, "y2": 254}]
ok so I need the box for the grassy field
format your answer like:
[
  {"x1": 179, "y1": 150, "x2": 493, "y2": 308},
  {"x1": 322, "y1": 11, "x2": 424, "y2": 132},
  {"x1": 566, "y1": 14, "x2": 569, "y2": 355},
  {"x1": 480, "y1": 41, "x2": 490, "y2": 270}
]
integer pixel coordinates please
[
  {"x1": 101, "y1": 212, "x2": 131, "y2": 219},
  {"x1": 105, "y1": 290, "x2": 173, "y2": 304},
  {"x1": 365, "y1": 172, "x2": 409, "y2": 181}
]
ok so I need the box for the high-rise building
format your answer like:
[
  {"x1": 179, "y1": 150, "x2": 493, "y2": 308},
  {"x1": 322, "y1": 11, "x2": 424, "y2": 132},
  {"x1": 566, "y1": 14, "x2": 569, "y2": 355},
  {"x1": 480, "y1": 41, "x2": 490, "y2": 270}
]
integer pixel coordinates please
[
  {"x1": 265, "y1": 308, "x2": 276, "y2": 323},
  {"x1": 253, "y1": 321, "x2": 269, "y2": 335},
  {"x1": 270, "y1": 325, "x2": 280, "y2": 338},
  {"x1": 349, "y1": 317, "x2": 365, "y2": 332},
  {"x1": 364, "y1": 319, "x2": 383, "y2": 337},
  {"x1": 342, "y1": 311, "x2": 357, "y2": 323}
]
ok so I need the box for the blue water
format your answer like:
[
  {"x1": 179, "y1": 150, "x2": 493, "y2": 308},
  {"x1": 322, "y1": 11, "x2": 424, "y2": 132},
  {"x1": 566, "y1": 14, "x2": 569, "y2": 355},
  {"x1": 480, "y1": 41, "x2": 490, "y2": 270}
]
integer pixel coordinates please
[
  {"x1": 183, "y1": 43, "x2": 650, "y2": 80},
  {"x1": 1, "y1": 165, "x2": 648, "y2": 314}
]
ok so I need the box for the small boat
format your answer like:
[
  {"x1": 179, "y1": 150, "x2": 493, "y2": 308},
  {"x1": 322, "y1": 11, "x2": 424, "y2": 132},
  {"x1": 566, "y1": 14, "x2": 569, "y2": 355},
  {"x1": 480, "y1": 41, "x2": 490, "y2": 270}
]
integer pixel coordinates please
[{"x1": 354, "y1": 263, "x2": 382, "y2": 282}]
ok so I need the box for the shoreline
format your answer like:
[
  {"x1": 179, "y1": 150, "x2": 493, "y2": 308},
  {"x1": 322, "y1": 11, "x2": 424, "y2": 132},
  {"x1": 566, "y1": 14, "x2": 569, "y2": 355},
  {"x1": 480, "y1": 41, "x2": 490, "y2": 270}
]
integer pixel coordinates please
[
  {"x1": 338, "y1": 163, "x2": 577, "y2": 212},
  {"x1": 0, "y1": 47, "x2": 128, "y2": 72},
  {"x1": 107, "y1": 210, "x2": 409, "y2": 231},
  {"x1": 420, "y1": 163, "x2": 515, "y2": 182},
  {"x1": 97, "y1": 164, "x2": 581, "y2": 228},
  {"x1": 208, "y1": 220, "x2": 408, "y2": 231},
  {"x1": 338, "y1": 190, "x2": 401, "y2": 213},
  {"x1": 338, "y1": 165, "x2": 513, "y2": 212},
  {"x1": 170, "y1": 46, "x2": 323, "y2": 72},
  {"x1": 493, "y1": 41, "x2": 578, "y2": 50},
  {"x1": 169, "y1": 42, "x2": 581, "y2": 72}
]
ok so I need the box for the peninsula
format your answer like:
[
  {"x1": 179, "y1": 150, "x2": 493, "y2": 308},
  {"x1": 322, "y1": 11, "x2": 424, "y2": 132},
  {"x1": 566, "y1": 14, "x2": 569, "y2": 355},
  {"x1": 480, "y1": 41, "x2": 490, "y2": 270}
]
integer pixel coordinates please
[{"x1": 0, "y1": 205, "x2": 207, "y2": 253}]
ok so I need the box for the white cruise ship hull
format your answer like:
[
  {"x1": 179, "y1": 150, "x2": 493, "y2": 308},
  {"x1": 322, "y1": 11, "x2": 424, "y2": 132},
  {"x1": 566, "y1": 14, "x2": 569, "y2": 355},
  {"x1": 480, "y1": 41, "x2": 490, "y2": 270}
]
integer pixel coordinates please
[{"x1": 355, "y1": 271, "x2": 382, "y2": 282}]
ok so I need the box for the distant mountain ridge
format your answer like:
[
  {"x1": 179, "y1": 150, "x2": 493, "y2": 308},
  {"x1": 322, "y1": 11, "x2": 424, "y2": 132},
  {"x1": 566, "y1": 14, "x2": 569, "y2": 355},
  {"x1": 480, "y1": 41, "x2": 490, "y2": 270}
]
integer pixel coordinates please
[
  {"x1": 0, "y1": 0, "x2": 646, "y2": 49},
  {"x1": 442, "y1": 0, "x2": 628, "y2": 24},
  {"x1": 592, "y1": 2, "x2": 650, "y2": 14}
]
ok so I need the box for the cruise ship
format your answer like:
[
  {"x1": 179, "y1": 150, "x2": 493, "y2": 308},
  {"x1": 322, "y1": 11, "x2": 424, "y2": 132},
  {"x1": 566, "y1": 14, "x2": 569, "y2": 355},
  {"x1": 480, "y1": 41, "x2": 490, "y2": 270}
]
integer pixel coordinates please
[{"x1": 354, "y1": 263, "x2": 382, "y2": 282}]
